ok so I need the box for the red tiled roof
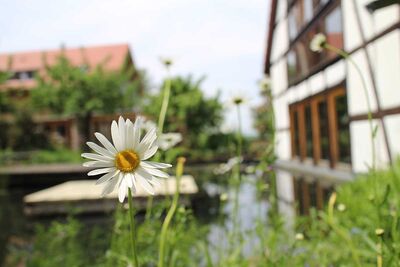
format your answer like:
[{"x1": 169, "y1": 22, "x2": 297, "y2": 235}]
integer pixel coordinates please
[
  {"x1": 0, "y1": 44, "x2": 132, "y2": 91},
  {"x1": 0, "y1": 44, "x2": 131, "y2": 72}
]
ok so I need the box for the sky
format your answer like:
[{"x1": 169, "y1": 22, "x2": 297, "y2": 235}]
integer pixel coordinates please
[{"x1": 0, "y1": 0, "x2": 271, "y2": 136}]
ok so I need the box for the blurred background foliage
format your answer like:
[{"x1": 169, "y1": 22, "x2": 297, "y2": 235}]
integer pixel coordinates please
[
  {"x1": 144, "y1": 75, "x2": 243, "y2": 163},
  {"x1": 31, "y1": 56, "x2": 143, "y2": 147},
  {"x1": 0, "y1": 64, "x2": 261, "y2": 165}
]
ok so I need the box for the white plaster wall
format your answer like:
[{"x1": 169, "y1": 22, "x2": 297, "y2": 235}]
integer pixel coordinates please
[
  {"x1": 294, "y1": 80, "x2": 312, "y2": 102},
  {"x1": 342, "y1": 0, "x2": 363, "y2": 51},
  {"x1": 353, "y1": 0, "x2": 377, "y2": 40},
  {"x1": 369, "y1": 30, "x2": 400, "y2": 110},
  {"x1": 347, "y1": 49, "x2": 379, "y2": 116},
  {"x1": 325, "y1": 60, "x2": 346, "y2": 88},
  {"x1": 309, "y1": 71, "x2": 326, "y2": 95},
  {"x1": 384, "y1": 114, "x2": 400, "y2": 161},
  {"x1": 353, "y1": 0, "x2": 400, "y2": 39},
  {"x1": 274, "y1": 95, "x2": 290, "y2": 130},
  {"x1": 286, "y1": 86, "x2": 296, "y2": 105},
  {"x1": 350, "y1": 119, "x2": 390, "y2": 172},
  {"x1": 370, "y1": 2, "x2": 400, "y2": 35},
  {"x1": 343, "y1": 0, "x2": 399, "y2": 51},
  {"x1": 276, "y1": 130, "x2": 291, "y2": 160},
  {"x1": 275, "y1": 0, "x2": 287, "y2": 22},
  {"x1": 270, "y1": 18, "x2": 289, "y2": 63},
  {"x1": 270, "y1": 57, "x2": 288, "y2": 96}
]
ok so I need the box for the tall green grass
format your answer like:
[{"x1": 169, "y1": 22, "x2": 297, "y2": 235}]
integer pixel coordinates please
[{"x1": 6, "y1": 162, "x2": 400, "y2": 266}]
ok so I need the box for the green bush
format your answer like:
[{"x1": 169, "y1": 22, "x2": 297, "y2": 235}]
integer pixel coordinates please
[
  {"x1": 0, "y1": 148, "x2": 83, "y2": 166},
  {"x1": 262, "y1": 162, "x2": 400, "y2": 266},
  {"x1": 29, "y1": 148, "x2": 83, "y2": 164}
]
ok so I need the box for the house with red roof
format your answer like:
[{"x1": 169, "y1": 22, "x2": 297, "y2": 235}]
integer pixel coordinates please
[{"x1": 0, "y1": 44, "x2": 137, "y2": 150}]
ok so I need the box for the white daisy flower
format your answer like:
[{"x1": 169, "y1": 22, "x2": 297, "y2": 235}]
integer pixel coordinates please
[
  {"x1": 213, "y1": 156, "x2": 243, "y2": 175},
  {"x1": 82, "y1": 116, "x2": 172, "y2": 203},
  {"x1": 232, "y1": 96, "x2": 245, "y2": 106},
  {"x1": 160, "y1": 57, "x2": 173, "y2": 68},
  {"x1": 295, "y1": 233, "x2": 304, "y2": 241},
  {"x1": 158, "y1": 132, "x2": 182, "y2": 151},
  {"x1": 258, "y1": 75, "x2": 271, "y2": 93},
  {"x1": 142, "y1": 118, "x2": 157, "y2": 133},
  {"x1": 310, "y1": 33, "x2": 327, "y2": 53},
  {"x1": 226, "y1": 91, "x2": 252, "y2": 108},
  {"x1": 142, "y1": 118, "x2": 182, "y2": 150}
]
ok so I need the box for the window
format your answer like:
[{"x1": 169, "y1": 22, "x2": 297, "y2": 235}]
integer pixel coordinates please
[
  {"x1": 290, "y1": 107, "x2": 301, "y2": 157},
  {"x1": 289, "y1": 85, "x2": 350, "y2": 167},
  {"x1": 293, "y1": 176, "x2": 334, "y2": 216},
  {"x1": 325, "y1": 6, "x2": 343, "y2": 61},
  {"x1": 286, "y1": 3, "x2": 343, "y2": 84},
  {"x1": 288, "y1": 0, "x2": 319, "y2": 40},
  {"x1": 318, "y1": 100, "x2": 330, "y2": 160},
  {"x1": 287, "y1": 50, "x2": 297, "y2": 83},
  {"x1": 305, "y1": 105, "x2": 313, "y2": 157},
  {"x1": 9, "y1": 70, "x2": 36, "y2": 80},
  {"x1": 335, "y1": 94, "x2": 351, "y2": 163}
]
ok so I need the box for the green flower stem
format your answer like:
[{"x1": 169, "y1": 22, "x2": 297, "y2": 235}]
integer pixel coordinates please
[
  {"x1": 236, "y1": 104, "x2": 243, "y2": 164},
  {"x1": 326, "y1": 192, "x2": 361, "y2": 267},
  {"x1": 158, "y1": 157, "x2": 185, "y2": 267},
  {"x1": 145, "y1": 69, "x2": 172, "y2": 219},
  {"x1": 325, "y1": 43, "x2": 376, "y2": 170},
  {"x1": 157, "y1": 70, "x2": 172, "y2": 135},
  {"x1": 144, "y1": 195, "x2": 154, "y2": 221},
  {"x1": 377, "y1": 238, "x2": 383, "y2": 267},
  {"x1": 232, "y1": 104, "x2": 243, "y2": 248},
  {"x1": 128, "y1": 188, "x2": 139, "y2": 267}
]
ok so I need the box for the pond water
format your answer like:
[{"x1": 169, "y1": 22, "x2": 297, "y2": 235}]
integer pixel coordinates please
[{"x1": 0, "y1": 163, "x2": 270, "y2": 264}]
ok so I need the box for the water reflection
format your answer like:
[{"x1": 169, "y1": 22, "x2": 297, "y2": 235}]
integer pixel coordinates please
[{"x1": 0, "y1": 164, "x2": 270, "y2": 263}]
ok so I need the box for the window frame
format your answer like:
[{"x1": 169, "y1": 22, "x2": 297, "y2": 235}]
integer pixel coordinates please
[
  {"x1": 286, "y1": 0, "x2": 343, "y2": 85},
  {"x1": 289, "y1": 84, "x2": 351, "y2": 168}
]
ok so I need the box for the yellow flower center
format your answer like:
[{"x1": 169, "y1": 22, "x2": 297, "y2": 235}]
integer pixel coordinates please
[{"x1": 115, "y1": 150, "x2": 140, "y2": 172}]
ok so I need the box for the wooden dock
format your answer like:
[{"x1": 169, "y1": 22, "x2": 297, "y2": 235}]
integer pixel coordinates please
[{"x1": 24, "y1": 175, "x2": 198, "y2": 216}]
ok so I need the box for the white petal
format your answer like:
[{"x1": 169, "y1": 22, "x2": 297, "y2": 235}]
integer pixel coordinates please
[
  {"x1": 101, "y1": 176, "x2": 119, "y2": 196},
  {"x1": 138, "y1": 127, "x2": 157, "y2": 153},
  {"x1": 132, "y1": 117, "x2": 142, "y2": 149},
  {"x1": 142, "y1": 145, "x2": 158, "y2": 160},
  {"x1": 82, "y1": 153, "x2": 111, "y2": 162},
  {"x1": 126, "y1": 119, "x2": 135, "y2": 149},
  {"x1": 141, "y1": 161, "x2": 172, "y2": 169},
  {"x1": 88, "y1": 167, "x2": 115, "y2": 176},
  {"x1": 111, "y1": 120, "x2": 123, "y2": 151},
  {"x1": 125, "y1": 173, "x2": 133, "y2": 188},
  {"x1": 142, "y1": 166, "x2": 170, "y2": 178},
  {"x1": 130, "y1": 173, "x2": 137, "y2": 191},
  {"x1": 136, "y1": 173, "x2": 155, "y2": 195},
  {"x1": 147, "y1": 176, "x2": 162, "y2": 186},
  {"x1": 83, "y1": 161, "x2": 115, "y2": 168},
  {"x1": 96, "y1": 169, "x2": 120, "y2": 184},
  {"x1": 118, "y1": 116, "x2": 126, "y2": 149},
  {"x1": 118, "y1": 177, "x2": 128, "y2": 202},
  {"x1": 94, "y1": 132, "x2": 118, "y2": 154},
  {"x1": 86, "y1": 142, "x2": 115, "y2": 158}
]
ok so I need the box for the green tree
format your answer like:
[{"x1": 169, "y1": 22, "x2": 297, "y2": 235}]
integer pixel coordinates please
[
  {"x1": 144, "y1": 75, "x2": 224, "y2": 155},
  {"x1": 31, "y1": 56, "x2": 143, "y2": 148},
  {"x1": 0, "y1": 71, "x2": 12, "y2": 112}
]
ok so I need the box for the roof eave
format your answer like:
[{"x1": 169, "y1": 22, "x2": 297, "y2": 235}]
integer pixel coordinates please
[{"x1": 264, "y1": 0, "x2": 278, "y2": 75}]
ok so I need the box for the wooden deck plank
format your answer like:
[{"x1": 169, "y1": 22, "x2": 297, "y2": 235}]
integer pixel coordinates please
[{"x1": 23, "y1": 175, "x2": 198, "y2": 216}]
